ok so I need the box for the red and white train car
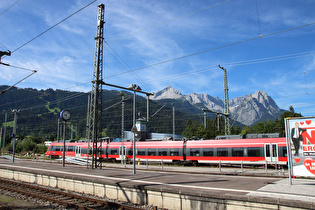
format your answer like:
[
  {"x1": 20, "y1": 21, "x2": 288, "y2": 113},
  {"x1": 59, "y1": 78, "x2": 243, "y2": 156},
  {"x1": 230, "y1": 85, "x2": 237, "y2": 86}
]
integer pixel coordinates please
[
  {"x1": 185, "y1": 138, "x2": 287, "y2": 165},
  {"x1": 46, "y1": 137, "x2": 288, "y2": 165}
]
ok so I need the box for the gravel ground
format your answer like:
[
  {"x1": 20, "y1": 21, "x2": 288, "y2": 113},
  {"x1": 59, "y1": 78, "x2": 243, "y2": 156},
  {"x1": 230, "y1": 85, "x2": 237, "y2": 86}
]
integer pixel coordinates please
[{"x1": 0, "y1": 188, "x2": 61, "y2": 209}]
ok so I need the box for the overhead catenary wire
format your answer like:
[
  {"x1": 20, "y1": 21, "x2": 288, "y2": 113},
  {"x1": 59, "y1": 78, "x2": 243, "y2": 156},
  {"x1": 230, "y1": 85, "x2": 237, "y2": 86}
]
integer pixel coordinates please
[
  {"x1": 0, "y1": 0, "x2": 20, "y2": 17},
  {"x1": 104, "y1": 42, "x2": 152, "y2": 92},
  {"x1": 103, "y1": 96, "x2": 132, "y2": 111},
  {"x1": 0, "y1": 70, "x2": 37, "y2": 95},
  {"x1": 70, "y1": 0, "x2": 232, "y2": 59},
  {"x1": 0, "y1": 62, "x2": 36, "y2": 72},
  {"x1": 0, "y1": 43, "x2": 10, "y2": 52},
  {"x1": 105, "y1": 21, "x2": 315, "y2": 79},
  {"x1": 10, "y1": 0, "x2": 98, "y2": 54},
  {"x1": 109, "y1": 0, "x2": 232, "y2": 43},
  {"x1": 143, "y1": 50, "x2": 315, "y2": 84}
]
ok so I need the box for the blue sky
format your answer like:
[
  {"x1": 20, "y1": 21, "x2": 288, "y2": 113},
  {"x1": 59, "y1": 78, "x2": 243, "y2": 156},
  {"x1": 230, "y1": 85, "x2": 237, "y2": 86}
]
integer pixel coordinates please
[{"x1": 0, "y1": 0, "x2": 314, "y2": 116}]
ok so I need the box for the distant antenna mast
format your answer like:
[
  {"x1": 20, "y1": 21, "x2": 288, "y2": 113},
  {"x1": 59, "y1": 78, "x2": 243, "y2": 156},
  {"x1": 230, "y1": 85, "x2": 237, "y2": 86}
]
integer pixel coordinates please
[
  {"x1": 218, "y1": 65, "x2": 231, "y2": 135},
  {"x1": 87, "y1": 3, "x2": 105, "y2": 169}
]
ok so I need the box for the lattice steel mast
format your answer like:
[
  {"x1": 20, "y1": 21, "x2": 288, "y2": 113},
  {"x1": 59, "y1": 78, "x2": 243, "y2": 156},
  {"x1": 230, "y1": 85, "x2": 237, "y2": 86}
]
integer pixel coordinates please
[
  {"x1": 218, "y1": 65, "x2": 231, "y2": 135},
  {"x1": 87, "y1": 3, "x2": 105, "y2": 169}
]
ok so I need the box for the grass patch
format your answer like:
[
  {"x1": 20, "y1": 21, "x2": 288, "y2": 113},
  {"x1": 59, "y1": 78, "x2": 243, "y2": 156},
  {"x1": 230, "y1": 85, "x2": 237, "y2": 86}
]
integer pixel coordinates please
[{"x1": 0, "y1": 196, "x2": 16, "y2": 202}]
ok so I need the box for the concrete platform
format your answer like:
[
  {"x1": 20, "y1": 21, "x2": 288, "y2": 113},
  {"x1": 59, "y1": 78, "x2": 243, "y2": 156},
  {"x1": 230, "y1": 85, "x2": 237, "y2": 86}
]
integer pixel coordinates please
[{"x1": 0, "y1": 158, "x2": 314, "y2": 209}]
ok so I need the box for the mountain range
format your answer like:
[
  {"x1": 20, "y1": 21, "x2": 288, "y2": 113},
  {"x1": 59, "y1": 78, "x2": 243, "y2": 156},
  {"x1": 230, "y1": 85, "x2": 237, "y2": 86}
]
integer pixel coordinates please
[
  {"x1": 151, "y1": 86, "x2": 284, "y2": 126},
  {"x1": 0, "y1": 85, "x2": 285, "y2": 140}
]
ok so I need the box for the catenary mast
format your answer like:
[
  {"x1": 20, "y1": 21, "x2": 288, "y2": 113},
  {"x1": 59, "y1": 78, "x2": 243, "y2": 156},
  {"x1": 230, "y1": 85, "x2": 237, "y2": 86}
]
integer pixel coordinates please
[
  {"x1": 218, "y1": 65, "x2": 231, "y2": 135},
  {"x1": 87, "y1": 3, "x2": 105, "y2": 169}
]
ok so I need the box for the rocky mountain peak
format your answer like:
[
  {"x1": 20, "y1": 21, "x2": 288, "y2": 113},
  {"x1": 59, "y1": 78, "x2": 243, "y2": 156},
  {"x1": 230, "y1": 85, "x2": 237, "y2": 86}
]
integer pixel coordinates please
[
  {"x1": 152, "y1": 86, "x2": 282, "y2": 126},
  {"x1": 152, "y1": 85, "x2": 182, "y2": 100}
]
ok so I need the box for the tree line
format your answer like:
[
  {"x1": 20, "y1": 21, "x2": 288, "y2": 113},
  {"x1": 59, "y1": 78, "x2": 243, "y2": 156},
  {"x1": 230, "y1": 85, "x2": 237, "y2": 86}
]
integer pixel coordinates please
[{"x1": 182, "y1": 106, "x2": 302, "y2": 139}]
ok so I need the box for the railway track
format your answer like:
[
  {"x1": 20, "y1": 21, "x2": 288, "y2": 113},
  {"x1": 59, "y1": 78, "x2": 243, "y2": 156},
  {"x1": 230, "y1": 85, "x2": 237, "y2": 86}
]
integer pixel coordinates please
[{"x1": 0, "y1": 178, "x2": 147, "y2": 210}]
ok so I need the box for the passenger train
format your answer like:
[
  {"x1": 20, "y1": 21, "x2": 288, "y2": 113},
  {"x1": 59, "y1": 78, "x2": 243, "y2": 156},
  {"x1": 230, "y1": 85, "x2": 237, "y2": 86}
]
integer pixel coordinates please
[{"x1": 46, "y1": 137, "x2": 288, "y2": 166}]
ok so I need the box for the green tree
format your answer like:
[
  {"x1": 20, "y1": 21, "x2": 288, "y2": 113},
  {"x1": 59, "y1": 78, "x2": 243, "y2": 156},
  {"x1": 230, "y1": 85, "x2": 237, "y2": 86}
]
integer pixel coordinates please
[{"x1": 240, "y1": 126, "x2": 254, "y2": 135}]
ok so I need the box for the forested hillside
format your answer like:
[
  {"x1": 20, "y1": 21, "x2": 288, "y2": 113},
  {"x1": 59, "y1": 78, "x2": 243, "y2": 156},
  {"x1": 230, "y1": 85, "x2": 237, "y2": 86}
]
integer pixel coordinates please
[
  {"x1": 0, "y1": 86, "x2": 194, "y2": 142},
  {"x1": 1, "y1": 85, "x2": 298, "y2": 149}
]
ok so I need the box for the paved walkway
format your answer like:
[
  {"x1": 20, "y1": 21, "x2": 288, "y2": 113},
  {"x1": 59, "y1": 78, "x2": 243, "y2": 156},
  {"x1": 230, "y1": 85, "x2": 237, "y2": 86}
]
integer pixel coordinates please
[{"x1": 1, "y1": 157, "x2": 315, "y2": 208}]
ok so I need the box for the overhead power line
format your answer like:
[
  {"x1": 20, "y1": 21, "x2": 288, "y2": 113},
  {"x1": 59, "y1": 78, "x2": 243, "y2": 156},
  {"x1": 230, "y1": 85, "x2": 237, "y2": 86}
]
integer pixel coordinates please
[
  {"x1": 105, "y1": 21, "x2": 315, "y2": 79},
  {"x1": 0, "y1": 0, "x2": 20, "y2": 17},
  {"x1": 110, "y1": 0, "x2": 232, "y2": 42},
  {"x1": 104, "y1": 42, "x2": 152, "y2": 92},
  {"x1": 0, "y1": 62, "x2": 35, "y2": 72},
  {"x1": 0, "y1": 70, "x2": 37, "y2": 95},
  {"x1": 11, "y1": 0, "x2": 98, "y2": 54}
]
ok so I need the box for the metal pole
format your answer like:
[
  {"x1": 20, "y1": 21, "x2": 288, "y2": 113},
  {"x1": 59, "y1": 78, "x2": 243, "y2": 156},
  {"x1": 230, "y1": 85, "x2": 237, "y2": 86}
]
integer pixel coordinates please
[
  {"x1": 57, "y1": 118, "x2": 60, "y2": 142},
  {"x1": 2, "y1": 113, "x2": 7, "y2": 156},
  {"x1": 203, "y1": 111, "x2": 206, "y2": 129},
  {"x1": 217, "y1": 114, "x2": 220, "y2": 131},
  {"x1": 133, "y1": 91, "x2": 136, "y2": 174},
  {"x1": 147, "y1": 95, "x2": 150, "y2": 121},
  {"x1": 62, "y1": 121, "x2": 66, "y2": 167},
  {"x1": 284, "y1": 118, "x2": 292, "y2": 185},
  {"x1": 121, "y1": 93, "x2": 125, "y2": 140},
  {"x1": 121, "y1": 92, "x2": 125, "y2": 166},
  {"x1": 218, "y1": 65, "x2": 230, "y2": 135},
  {"x1": 172, "y1": 104, "x2": 175, "y2": 139},
  {"x1": 71, "y1": 124, "x2": 73, "y2": 141},
  {"x1": 0, "y1": 128, "x2": 2, "y2": 155},
  {"x1": 12, "y1": 110, "x2": 18, "y2": 163}
]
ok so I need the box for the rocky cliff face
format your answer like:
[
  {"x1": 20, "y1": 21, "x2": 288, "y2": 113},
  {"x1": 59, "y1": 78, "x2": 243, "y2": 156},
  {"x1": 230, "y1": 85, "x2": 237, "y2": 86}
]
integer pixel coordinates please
[{"x1": 151, "y1": 86, "x2": 282, "y2": 126}]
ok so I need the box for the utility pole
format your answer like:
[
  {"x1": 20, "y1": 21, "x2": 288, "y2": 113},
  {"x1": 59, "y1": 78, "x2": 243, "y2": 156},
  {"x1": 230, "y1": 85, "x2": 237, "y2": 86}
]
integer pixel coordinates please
[
  {"x1": 120, "y1": 92, "x2": 125, "y2": 140},
  {"x1": 12, "y1": 109, "x2": 19, "y2": 163},
  {"x1": 57, "y1": 118, "x2": 60, "y2": 142},
  {"x1": 2, "y1": 113, "x2": 7, "y2": 156},
  {"x1": 0, "y1": 128, "x2": 2, "y2": 155},
  {"x1": 218, "y1": 65, "x2": 231, "y2": 135},
  {"x1": 171, "y1": 103, "x2": 175, "y2": 139},
  {"x1": 87, "y1": 3, "x2": 105, "y2": 169}
]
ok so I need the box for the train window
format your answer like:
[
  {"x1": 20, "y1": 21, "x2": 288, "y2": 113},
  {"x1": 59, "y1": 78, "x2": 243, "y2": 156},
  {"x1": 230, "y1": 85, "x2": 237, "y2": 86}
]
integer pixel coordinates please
[
  {"x1": 272, "y1": 144, "x2": 278, "y2": 157},
  {"x1": 66, "y1": 146, "x2": 75, "y2": 152},
  {"x1": 217, "y1": 148, "x2": 228, "y2": 156},
  {"x1": 111, "y1": 149, "x2": 118, "y2": 155},
  {"x1": 265, "y1": 145, "x2": 270, "y2": 157},
  {"x1": 203, "y1": 148, "x2": 213, "y2": 156},
  {"x1": 170, "y1": 148, "x2": 179, "y2": 156},
  {"x1": 55, "y1": 146, "x2": 61, "y2": 151},
  {"x1": 137, "y1": 149, "x2": 146, "y2": 156},
  {"x1": 158, "y1": 149, "x2": 167, "y2": 156},
  {"x1": 232, "y1": 148, "x2": 244, "y2": 157},
  {"x1": 248, "y1": 147, "x2": 261, "y2": 157},
  {"x1": 190, "y1": 148, "x2": 200, "y2": 156},
  {"x1": 279, "y1": 146, "x2": 287, "y2": 157},
  {"x1": 128, "y1": 149, "x2": 133, "y2": 156},
  {"x1": 81, "y1": 148, "x2": 88, "y2": 154},
  {"x1": 148, "y1": 149, "x2": 156, "y2": 156}
]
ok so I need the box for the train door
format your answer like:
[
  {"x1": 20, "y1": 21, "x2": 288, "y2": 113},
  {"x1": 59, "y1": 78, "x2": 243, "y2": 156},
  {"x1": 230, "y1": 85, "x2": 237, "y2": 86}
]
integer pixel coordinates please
[
  {"x1": 75, "y1": 146, "x2": 81, "y2": 158},
  {"x1": 265, "y1": 143, "x2": 278, "y2": 163},
  {"x1": 119, "y1": 146, "x2": 126, "y2": 161}
]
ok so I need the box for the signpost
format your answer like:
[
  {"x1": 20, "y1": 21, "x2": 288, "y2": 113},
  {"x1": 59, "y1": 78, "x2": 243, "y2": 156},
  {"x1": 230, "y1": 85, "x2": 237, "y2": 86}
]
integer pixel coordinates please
[{"x1": 60, "y1": 110, "x2": 71, "y2": 167}]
